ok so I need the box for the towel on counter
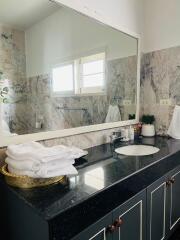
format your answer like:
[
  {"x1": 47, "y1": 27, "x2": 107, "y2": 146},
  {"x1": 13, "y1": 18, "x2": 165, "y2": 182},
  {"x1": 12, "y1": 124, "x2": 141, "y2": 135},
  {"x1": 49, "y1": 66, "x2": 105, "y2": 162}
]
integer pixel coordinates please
[
  {"x1": 167, "y1": 105, "x2": 180, "y2": 139},
  {"x1": 5, "y1": 157, "x2": 75, "y2": 172},
  {"x1": 105, "y1": 105, "x2": 121, "y2": 123},
  {"x1": 6, "y1": 141, "x2": 88, "y2": 178},
  {"x1": 8, "y1": 164, "x2": 78, "y2": 178},
  {"x1": 6, "y1": 142, "x2": 88, "y2": 163}
]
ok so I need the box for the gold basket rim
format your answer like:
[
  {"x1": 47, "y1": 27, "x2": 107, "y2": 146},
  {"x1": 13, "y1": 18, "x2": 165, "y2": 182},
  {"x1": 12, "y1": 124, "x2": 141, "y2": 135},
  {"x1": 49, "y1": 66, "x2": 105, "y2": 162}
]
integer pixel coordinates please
[
  {"x1": 0, "y1": 164, "x2": 66, "y2": 188},
  {"x1": 1, "y1": 164, "x2": 28, "y2": 179},
  {"x1": 1, "y1": 163, "x2": 65, "y2": 180}
]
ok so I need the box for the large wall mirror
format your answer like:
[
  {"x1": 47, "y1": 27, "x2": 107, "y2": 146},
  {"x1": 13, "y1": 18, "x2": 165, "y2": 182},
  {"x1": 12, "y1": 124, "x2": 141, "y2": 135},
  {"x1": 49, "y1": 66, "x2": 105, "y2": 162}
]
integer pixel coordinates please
[{"x1": 0, "y1": 0, "x2": 140, "y2": 146}]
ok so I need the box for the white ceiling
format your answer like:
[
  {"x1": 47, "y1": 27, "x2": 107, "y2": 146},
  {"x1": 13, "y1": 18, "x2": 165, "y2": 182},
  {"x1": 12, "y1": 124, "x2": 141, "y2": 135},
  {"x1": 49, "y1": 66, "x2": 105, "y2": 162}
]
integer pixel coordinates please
[{"x1": 0, "y1": 0, "x2": 60, "y2": 30}]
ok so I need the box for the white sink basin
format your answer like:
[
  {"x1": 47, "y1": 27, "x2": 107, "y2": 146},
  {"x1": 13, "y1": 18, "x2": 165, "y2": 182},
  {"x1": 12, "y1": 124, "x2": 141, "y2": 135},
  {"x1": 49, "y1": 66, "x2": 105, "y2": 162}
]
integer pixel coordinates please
[{"x1": 115, "y1": 145, "x2": 160, "y2": 156}]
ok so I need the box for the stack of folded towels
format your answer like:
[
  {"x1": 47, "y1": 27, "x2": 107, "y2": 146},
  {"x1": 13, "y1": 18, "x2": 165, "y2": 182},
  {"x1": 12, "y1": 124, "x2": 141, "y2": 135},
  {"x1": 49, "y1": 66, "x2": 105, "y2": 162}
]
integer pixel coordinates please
[{"x1": 5, "y1": 141, "x2": 88, "y2": 178}]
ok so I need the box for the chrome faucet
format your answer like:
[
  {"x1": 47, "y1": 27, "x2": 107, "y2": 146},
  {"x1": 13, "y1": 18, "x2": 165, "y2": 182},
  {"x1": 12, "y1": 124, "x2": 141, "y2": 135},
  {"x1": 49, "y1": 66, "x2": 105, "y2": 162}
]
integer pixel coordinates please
[{"x1": 110, "y1": 130, "x2": 124, "y2": 144}]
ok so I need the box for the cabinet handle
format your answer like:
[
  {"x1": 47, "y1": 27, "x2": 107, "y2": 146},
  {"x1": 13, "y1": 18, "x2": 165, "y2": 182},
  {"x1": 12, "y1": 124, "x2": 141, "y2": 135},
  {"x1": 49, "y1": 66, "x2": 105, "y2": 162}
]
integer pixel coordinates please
[
  {"x1": 106, "y1": 224, "x2": 116, "y2": 233},
  {"x1": 166, "y1": 180, "x2": 171, "y2": 187},
  {"x1": 114, "y1": 218, "x2": 123, "y2": 228},
  {"x1": 170, "y1": 178, "x2": 175, "y2": 184}
]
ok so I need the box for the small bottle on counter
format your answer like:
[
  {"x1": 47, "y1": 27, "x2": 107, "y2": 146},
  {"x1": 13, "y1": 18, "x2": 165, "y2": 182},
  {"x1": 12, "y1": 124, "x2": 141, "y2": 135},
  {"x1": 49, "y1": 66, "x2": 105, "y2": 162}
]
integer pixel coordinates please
[
  {"x1": 134, "y1": 123, "x2": 142, "y2": 139},
  {"x1": 125, "y1": 128, "x2": 130, "y2": 141},
  {"x1": 129, "y1": 126, "x2": 134, "y2": 140},
  {"x1": 121, "y1": 127, "x2": 130, "y2": 141}
]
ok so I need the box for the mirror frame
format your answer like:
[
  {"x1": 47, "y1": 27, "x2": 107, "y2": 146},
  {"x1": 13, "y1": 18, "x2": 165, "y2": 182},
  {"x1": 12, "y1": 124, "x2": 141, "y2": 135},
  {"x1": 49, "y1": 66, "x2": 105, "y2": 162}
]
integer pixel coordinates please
[{"x1": 0, "y1": 0, "x2": 141, "y2": 147}]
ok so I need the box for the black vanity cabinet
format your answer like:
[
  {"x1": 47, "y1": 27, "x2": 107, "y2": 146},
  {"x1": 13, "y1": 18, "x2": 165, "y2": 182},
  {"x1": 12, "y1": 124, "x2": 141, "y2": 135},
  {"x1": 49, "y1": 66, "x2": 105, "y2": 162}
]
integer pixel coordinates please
[
  {"x1": 147, "y1": 165, "x2": 180, "y2": 240},
  {"x1": 112, "y1": 190, "x2": 146, "y2": 240},
  {"x1": 1, "y1": 138, "x2": 180, "y2": 240},
  {"x1": 72, "y1": 190, "x2": 146, "y2": 240},
  {"x1": 167, "y1": 166, "x2": 180, "y2": 233}
]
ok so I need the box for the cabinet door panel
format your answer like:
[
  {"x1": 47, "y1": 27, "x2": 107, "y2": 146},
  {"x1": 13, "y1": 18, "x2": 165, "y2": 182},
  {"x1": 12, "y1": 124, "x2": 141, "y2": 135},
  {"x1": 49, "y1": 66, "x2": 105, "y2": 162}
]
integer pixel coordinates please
[
  {"x1": 119, "y1": 201, "x2": 142, "y2": 240},
  {"x1": 147, "y1": 181, "x2": 166, "y2": 240},
  {"x1": 72, "y1": 213, "x2": 112, "y2": 240},
  {"x1": 113, "y1": 191, "x2": 146, "y2": 240},
  {"x1": 89, "y1": 229, "x2": 106, "y2": 240},
  {"x1": 150, "y1": 184, "x2": 166, "y2": 240},
  {"x1": 169, "y1": 168, "x2": 180, "y2": 230}
]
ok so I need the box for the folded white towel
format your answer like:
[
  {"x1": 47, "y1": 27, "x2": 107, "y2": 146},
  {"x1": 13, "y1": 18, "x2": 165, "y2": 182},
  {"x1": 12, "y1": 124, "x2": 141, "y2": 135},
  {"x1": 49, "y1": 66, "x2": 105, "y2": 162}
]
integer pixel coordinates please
[
  {"x1": 6, "y1": 142, "x2": 88, "y2": 178},
  {"x1": 5, "y1": 157, "x2": 75, "y2": 172},
  {"x1": 8, "y1": 164, "x2": 78, "y2": 178},
  {"x1": 7, "y1": 142, "x2": 87, "y2": 163},
  {"x1": 167, "y1": 105, "x2": 180, "y2": 139}
]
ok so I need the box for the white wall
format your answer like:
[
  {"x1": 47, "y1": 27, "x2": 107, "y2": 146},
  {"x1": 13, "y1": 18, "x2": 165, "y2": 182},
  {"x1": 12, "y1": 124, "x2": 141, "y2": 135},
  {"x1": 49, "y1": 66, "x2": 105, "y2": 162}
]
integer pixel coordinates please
[
  {"x1": 143, "y1": 0, "x2": 180, "y2": 52},
  {"x1": 25, "y1": 7, "x2": 137, "y2": 77},
  {"x1": 55, "y1": 0, "x2": 144, "y2": 35}
]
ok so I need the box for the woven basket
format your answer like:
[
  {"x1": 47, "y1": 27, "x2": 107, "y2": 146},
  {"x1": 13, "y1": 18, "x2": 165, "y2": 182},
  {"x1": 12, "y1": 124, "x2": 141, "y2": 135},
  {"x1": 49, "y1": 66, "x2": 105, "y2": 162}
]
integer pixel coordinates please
[{"x1": 0, "y1": 164, "x2": 66, "y2": 189}]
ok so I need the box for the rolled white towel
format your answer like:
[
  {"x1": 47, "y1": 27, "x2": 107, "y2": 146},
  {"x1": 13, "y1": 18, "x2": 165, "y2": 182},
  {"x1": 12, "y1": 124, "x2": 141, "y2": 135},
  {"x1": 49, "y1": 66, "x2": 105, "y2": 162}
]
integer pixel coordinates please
[
  {"x1": 167, "y1": 105, "x2": 180, "y2": 139},
  {"x1": 6, "y1": 151, "x2": 76, "y2": 164},
  {"x1": 8, "y1": 164, "x2": 78, "y2": 178},
  {"x1": 7, "y1": 142, "x2": 88, "y2": 163},
  {"x1": 5, "y1": 157, "x2": 75, "y2": 172}
]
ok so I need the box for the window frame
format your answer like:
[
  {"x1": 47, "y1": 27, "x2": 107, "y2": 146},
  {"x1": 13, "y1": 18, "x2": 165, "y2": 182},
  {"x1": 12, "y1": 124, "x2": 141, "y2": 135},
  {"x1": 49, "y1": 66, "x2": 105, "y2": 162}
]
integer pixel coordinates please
[
  {"x1": 51, "y1": 52, "x2": 106, "y2": 97},
  {"x1": 79, "y1": 52, "x2": 106, "y2": 94}
]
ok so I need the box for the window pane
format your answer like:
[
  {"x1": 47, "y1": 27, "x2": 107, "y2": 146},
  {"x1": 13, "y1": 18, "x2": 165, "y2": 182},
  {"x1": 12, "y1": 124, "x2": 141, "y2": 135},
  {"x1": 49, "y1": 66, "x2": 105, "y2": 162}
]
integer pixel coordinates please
[
  {"x1": 52, "y1": 64, "x2": 74, "y2": 92},
  {"x1": 83, "y1": 73, "x2": 104, "y2": 88},
  {"x1": 83, "y1": 60, "x2": 104, "y2": 75}
]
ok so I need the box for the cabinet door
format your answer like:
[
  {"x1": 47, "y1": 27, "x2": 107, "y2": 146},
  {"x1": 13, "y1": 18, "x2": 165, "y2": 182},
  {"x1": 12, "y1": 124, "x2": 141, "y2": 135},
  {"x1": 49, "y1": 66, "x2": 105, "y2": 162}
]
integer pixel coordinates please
[
  {"x1": 112, "y1": 190, "x2": 146, "y2": 240},
  {"x1": 147, "y1": 175, "x2": 167, "y2": 240},
  {"x1": 72, "y1": 212, "x2": 113, "y2": 240},
  {"x1": 167, "y1": 166, "x2": 180, "y2": 231}
]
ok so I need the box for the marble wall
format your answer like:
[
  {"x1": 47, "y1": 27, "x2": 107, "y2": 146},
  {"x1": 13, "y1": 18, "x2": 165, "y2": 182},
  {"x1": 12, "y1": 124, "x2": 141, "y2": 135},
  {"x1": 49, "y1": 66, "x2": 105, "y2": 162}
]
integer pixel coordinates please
[
  {"x1": 35, "y1": 45, "x2": 180, "y2": 151},
  {"x1": 0, "y1": 55, "x2": 137, "y2": 134},
  {"x1": 141, "y1": 45, "x2": 180, "y2": 135},
  {"x1": 0, "y1": 24, "x2": 28, "y2": 134},
  {"x1": 25, "y1": 56, "x2": 137, "y2": 133}
]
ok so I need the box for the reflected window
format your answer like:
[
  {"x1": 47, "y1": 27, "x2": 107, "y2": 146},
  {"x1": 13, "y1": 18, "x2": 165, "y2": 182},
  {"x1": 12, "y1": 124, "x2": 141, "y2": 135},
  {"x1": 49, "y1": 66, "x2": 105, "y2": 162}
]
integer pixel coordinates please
[
  {"x1": 52, "y1": 63, "x2": 74, "y2": 94},
  {"x1": 84, "y1": 167, "x2": 104, "y2": 190},
  {"x1": 52, "y1": 52, "x2": 105, "y2": 96},
  {"x1": 80, "y1": 52, "x2": 105, "y2": 94}
]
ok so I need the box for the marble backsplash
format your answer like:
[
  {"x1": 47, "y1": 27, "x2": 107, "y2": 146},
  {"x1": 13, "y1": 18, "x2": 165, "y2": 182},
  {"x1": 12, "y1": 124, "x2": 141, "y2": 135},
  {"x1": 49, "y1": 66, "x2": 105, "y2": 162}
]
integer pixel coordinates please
[{"x1": 141, "y1": 45, "x2": 180, "y2": 135}]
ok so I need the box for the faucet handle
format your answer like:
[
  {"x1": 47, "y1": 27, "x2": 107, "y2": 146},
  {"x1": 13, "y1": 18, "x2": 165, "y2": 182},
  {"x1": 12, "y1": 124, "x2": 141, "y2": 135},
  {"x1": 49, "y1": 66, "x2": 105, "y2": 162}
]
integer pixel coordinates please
[
  {"x1": 110, "y1": 130, "x2": 124, "y2": 144},
  {"x1": 112, "y1": 130, "x2": 122, "y2": 137}
]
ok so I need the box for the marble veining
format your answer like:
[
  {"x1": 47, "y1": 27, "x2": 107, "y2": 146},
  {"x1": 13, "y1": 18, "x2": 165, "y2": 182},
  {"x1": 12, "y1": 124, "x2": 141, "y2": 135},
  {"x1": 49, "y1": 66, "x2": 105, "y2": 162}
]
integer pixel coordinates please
[
  {"x1": 25, "y1": 56, "x2": 137, "y2": 133},
  {"x1": 0, "y1": 24, "x2": 28, "y2": 134},
  {"x1": 141, "y1": 45, "x2": 180, "y2": 135}
]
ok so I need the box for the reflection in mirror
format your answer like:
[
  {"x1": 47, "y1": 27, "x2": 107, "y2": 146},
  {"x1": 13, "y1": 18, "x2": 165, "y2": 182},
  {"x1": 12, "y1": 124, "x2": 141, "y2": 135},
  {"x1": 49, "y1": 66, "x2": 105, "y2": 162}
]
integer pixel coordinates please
[
  {"x1": 0, "y1": 0, "x2": 138, "y2": 136},
  {"x1": 84, "y1": 167, "x2": 105, "y2": 190}
]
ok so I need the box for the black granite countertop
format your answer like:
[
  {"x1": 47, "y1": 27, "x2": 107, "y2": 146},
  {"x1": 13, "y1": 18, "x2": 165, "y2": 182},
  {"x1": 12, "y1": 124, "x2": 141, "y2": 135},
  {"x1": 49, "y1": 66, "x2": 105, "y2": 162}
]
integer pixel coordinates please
[{"x1": 1, "y1": 136, "x2": 180, "y2": 239}]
